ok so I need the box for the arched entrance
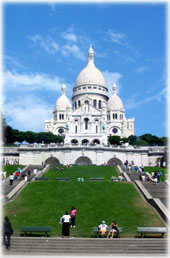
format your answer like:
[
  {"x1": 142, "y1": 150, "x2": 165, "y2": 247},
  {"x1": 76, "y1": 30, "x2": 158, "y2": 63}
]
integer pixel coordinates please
[
  {"x1": 75, "y1": 156, "x2": 92, "y2": 165},
  {"x1": 82, "y1": 139, "x2": 89, "y2": 145},
  {"x1": 71, "y1": 139, "x2": 78, "y2": 144},
  {"x1": 107, "y1": 158, "x2": 123, "y2": 167},
  {"x1": 45, "y1": 157, "x2": 60, "y2": 165},
  {"x1": 93, "y1": 139, "x2": 100, "y2": 145}
]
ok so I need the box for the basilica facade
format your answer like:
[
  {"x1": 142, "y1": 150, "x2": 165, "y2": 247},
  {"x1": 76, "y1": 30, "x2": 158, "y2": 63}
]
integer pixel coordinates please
[{"x1": 44, "y1": 45, "x2": 134, "y2": 145}]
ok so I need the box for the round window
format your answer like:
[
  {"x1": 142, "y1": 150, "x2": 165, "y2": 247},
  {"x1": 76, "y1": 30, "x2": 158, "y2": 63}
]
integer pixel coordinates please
[
  {"x1": 58, "y1": 128, "x2": 64, "y2": 134},
  {"x1": 112, "y1": 128, "x2": 118, "y2": 134}
]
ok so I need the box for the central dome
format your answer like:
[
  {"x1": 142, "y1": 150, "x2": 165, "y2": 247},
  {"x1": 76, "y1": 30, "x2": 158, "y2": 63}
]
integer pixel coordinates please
[{"x1": 75, "y1": 45, "x2": 106, "y2": 87}]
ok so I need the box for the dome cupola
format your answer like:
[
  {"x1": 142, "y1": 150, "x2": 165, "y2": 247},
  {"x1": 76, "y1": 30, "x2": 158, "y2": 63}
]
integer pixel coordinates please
[
  {"x1": 74, "y1": 45, "x2": 106, "y2": 88},
  {"x1": 55, "y1": 84, "x2": 72, "y2": 110},
  {"x1": 107, "y1": 83, "x2": 124, "y2": 111}
]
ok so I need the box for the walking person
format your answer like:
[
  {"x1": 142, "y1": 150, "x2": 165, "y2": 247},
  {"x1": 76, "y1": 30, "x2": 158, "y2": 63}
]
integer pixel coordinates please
[
  {"x1": 60, "y1": 211, "x2": 71, "y2": 238},
  {"x1": 70, "y1": 206, "x2": 77, "y2": 228},
  {"x1": 9, "y1": 173, "x2": 14, "y2": 185},
  {"x1": 3, "y1": 216, "x2": 13, "y2": 250}
]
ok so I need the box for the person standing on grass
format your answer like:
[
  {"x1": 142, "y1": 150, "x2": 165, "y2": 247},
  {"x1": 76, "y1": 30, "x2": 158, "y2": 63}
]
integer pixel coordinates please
[
  {"x1": 3, "y1": 216, "x2": 13, "y2": 250},
  {"x1": 61, "y1": 211, "x2": 71, "y2": 238},
  {"x1": 107, "y1": 221, "x2": 119, "y2": 238},
  {"x1": 70, "y1": 206, "x2": 77, "y2": 228}
]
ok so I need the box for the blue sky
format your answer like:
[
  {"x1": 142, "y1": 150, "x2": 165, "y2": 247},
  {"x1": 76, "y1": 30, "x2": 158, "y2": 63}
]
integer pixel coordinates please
[{"x1": 2, "y1": 2, "x2": 168, "y2": 137}]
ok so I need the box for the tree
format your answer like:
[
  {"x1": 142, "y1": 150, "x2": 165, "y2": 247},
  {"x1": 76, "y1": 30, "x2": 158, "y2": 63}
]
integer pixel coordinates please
[
  {"x1": 128, "y1": 135, "x2": 137, "y2": 145},
  {"x1": 24, "y1": 131, "x2": 37, "y2": 144},
  {"x1": 134, "y1": 139, "x2": 148, "y2": 146},
  {"x1": 108, "y1": 136, "x2": 121, "y2": 145}
]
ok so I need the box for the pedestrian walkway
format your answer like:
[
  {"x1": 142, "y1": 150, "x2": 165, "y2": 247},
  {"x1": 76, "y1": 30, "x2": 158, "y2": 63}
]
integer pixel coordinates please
[
  {"x1": 2, "y1": 165, "x2": 43, "y2": 205},
  {"x1": 124, "y1": 168, "x2": 169, "y2": 209}
]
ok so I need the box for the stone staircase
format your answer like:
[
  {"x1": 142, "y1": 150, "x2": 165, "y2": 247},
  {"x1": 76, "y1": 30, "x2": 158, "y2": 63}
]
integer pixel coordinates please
[
  {"x1": 2, "y1": 237, "x2": 168, "y2": 256},
  {"x1": 142, "y1": 181, "x2": 168, "y2": 206}
]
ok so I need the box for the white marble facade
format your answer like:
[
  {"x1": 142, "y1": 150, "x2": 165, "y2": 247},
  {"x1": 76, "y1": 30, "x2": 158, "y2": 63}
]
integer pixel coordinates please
[{"x1": 45, "y1": 45, "x2": 134, "y2": 145}]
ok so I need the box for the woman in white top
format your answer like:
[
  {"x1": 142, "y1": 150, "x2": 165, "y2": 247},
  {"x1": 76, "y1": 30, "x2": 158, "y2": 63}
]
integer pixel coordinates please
[{"x1": 61, "y1": 211, "x2": 71, "y2": 237}]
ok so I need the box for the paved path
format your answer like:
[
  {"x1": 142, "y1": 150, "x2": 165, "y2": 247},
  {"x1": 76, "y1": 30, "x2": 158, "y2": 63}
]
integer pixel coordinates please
[{"x1": 2, "y1": 165, "x2": 43, "y2": 204}]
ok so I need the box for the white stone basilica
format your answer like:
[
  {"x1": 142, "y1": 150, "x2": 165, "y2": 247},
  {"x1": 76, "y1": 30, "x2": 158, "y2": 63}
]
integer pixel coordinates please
[{"x1": 45, "y1": 45, "x2": 134, "y2": 145}]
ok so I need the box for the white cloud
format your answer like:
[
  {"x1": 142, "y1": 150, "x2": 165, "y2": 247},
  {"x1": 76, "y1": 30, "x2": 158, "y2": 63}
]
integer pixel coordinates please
[
  {"x1": 3, "y1": 94, "x2": 53, "y2": 132},
  {"x1": 3, "y1": 70, "x2": 64, "y2": 92},
  {"x1": 124, "y1": 88, "x2": 167, "y2": 110},
  {"x1": 28, "y1": 34, "x2": 59, "y2": 54},
  {"x1": 106, "y1": 29, "x2": 127, "y2": 47},
  {"x1": 106, "y1": 29, "x2": 141, "y2": 59},
  {"x1": 135, "y1": 66, "x2": 148, "y2": 73},
  {"x1": 4, "y1": 55, "x2": 25, "y2": 70},
  {"x1": 61, "y1": 44, "x2": 85, "y2": 60},
  {"x1": 62, "y1": 32, "x2": 77, "y2": 42},
  {"x1": 102, "y1": 71, "x2": 123, "y2": 96}
]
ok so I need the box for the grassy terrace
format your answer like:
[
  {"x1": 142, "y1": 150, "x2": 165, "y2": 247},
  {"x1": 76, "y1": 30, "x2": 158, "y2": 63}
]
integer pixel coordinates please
[
  {"x1": 144, "y1": 166, "x2": 167, "y2": 181},
  {"x1": 2, "y1": 165, "x2": 25, "y2": 178},
  {"x1": 4, "y1": 166, "x2": 165, "y2": 237}
]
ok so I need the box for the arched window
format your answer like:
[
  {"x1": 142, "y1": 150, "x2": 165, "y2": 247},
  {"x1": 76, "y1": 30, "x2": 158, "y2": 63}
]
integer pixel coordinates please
[
  {"x1": 75, "y1": 102, "x2": 77, "y2": 109},
  {"x1": 78, "y1": 100, "x2": 81, "y2": 107},
  {"x1": 113, "y1": 114, "x2": 114, "y2": 119},
  {"x1": 85, "y1": 101, "x2": 89, "y2": 112},
  {"x1": 98, "y1": 100, "x2": 101, "y2": 109},
  {"x1": 75, "y1": 125, "x2": 77, "y2": 134},
  {"x1": 115, "y1": 113, "x2": 117, "y2": 119},
  {"x1": 62, "y1": 114, "x2": 64, "y2": 120},
  {"x1": 84, "y1": 118, "x2": 89, "y2": 130},
  {"x1": 93, "y1": 99, "x2": 97, "y2": 107},
  {"x1": 59, "y1": 114, "x2": 62, "y2": 120},
  {"x1": 96, "y1": 125, "x2": 98, "y2": 133}
]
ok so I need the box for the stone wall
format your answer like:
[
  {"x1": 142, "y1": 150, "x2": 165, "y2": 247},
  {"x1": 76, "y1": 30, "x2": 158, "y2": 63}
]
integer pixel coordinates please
[{"x1": 10, "y1": 145, "x2": 164, "y2": 167}]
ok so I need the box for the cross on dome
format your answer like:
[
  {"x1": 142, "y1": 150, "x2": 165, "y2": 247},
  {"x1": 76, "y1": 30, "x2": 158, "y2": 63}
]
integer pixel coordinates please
[
  {"x1": 113, "y1": 83, "x2": 117, "y2": 95},
  {"x1": 61, "y1": 83, "x2": 66, "y2": 95},
  {"x1": 88, "y1": 44, "x2": 94, "y2": 65}
]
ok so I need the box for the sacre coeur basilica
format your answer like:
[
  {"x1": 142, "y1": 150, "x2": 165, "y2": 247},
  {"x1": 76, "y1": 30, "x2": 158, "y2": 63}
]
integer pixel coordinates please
[
  {"x1": 3, "y1": 46, "x2": 164, "y2": 166},
  {"x1": 44, "y1": 45, "x2": 134, "y2": 145}
]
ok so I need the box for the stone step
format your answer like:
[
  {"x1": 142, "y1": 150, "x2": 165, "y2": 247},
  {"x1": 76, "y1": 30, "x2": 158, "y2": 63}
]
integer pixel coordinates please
[{"x1": 2, "y1": 238, "x2": 168, "y2": 255}]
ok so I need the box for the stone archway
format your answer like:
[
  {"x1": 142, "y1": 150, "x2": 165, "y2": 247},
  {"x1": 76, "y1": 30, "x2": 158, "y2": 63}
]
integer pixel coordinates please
[
  {"x1": 45, "y1": 157, "x2": 60, "y2": 165},
  {"x1": 93, "y1": 139, "x2": 100, "y2": 144},
  {"x1": 82, "y1": 139, "x2": 89, "y2": 145},
  {"x1": 107, "y1": 158, "x2": 123, "y2": 167},
  {"x1": 75, "y1": 156, "x2": 92, "y2": 165},
  {"x1": 71, "y1": 139, "x2": 78, "y2": 144}
]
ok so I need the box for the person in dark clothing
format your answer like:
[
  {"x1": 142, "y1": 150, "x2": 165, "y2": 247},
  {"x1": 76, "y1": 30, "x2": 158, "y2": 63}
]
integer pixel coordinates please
[
  {"x1": 107, "y1": 221, "x2": 119, "y2": 238},
  {"x1": 3, "y1": 216, "x2": 13, "y2": 250}
]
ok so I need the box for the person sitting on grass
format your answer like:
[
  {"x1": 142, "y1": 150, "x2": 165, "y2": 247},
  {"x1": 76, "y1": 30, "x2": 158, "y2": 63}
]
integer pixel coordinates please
[
  {"x1": 107, "y1": 221, "x2": 119, "y2": 238},
  {"x1": 98, "y1": 221, "x2": 108, "y2": 237}
]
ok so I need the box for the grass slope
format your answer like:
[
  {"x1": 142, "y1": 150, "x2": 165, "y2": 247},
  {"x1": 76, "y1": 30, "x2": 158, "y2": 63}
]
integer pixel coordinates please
[
  {"x1": 2, "y1": 165, "x2": 25, "y2": 178},
  {"x1": 144, "y1": 166, "x2": 167, "y2": 181},
  {"x1": 4, "y1": 166, "x2": 165, "y2": 238}
]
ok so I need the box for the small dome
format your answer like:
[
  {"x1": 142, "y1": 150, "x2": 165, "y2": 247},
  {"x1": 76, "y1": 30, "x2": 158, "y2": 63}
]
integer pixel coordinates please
[
  {"x1": 75, "y1": 45, "x2": 106, "y2": 87},
  {"x1": 107, "y1": 83, "x2": 124, "y2": 111},
  {"x1": 55, "y1": 84, "x2": 72, "y2": 110}
]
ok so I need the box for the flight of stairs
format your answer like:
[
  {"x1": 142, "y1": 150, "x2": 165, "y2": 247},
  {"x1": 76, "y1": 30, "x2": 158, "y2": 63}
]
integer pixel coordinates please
[{"x1": 2, "y1": 237, "x2": 168, "y2": 256}]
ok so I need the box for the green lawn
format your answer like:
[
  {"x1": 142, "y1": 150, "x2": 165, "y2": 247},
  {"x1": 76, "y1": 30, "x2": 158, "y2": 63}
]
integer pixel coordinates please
[
  {"x1": 41, "y1": 165, "x2": 119, "y2": 181},
  {"x1": 2, "y1": 165, "x2": 25, "y2": 178},
  {"x1": 3, "y1": 166, "x2": 165, "y2": 238},
  {"x1": 144, "y1": 166, "x2": 167, "y2": 181}
]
